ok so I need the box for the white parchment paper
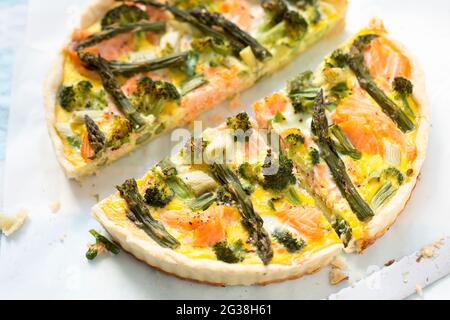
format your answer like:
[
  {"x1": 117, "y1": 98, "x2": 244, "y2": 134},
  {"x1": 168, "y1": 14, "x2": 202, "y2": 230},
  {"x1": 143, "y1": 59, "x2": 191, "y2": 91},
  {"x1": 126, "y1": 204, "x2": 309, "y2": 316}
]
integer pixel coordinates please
[{"x1": 1, "y1": 0, "x2": 450, "y2": 299}]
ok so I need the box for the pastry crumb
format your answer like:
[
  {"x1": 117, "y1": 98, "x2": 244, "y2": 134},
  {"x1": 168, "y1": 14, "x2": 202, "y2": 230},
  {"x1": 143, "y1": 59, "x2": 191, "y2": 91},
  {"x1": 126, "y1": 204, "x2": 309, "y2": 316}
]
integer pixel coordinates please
[
  {"x1": 60, "y1": 235, "x2": 67, "y2": 243},
  {"x1": 402, "y1": 272, "x2": 409, "y2": 284},
  {"x1": 415, "y1": 284, "x2": 423, "y2": 297},
  {"x1": 329, "y1": 268, "x2": 349, "y2": 285},
  {"x1": 331, "y1": 256, "x2": 347, "y2": 270},
  {"x1": 384, "y1": 259, "x2": 396, "y2": 267},
  {"x1": 0, "y1": 209, "x2": 28, "y2": 236},
  {"x1": 50, "y1": 201, "x2": 61, "y2": 213},
  {"x1": 417, "y1": 238, "x2": 446, "y2": 262}
]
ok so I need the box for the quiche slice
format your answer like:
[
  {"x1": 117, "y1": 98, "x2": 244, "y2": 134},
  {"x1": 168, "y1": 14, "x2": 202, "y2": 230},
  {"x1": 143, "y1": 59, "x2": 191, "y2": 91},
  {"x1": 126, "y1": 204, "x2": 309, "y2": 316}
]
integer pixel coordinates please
[
  {"x1": 253, "y1": 18, "x2": 429, "y2": 251},
  {"x1": 45, "y1": 0, "x2": 348, "y2": 179},
  {"x1": 93, "y1": 115, "x2": 343, "y2": 285}
]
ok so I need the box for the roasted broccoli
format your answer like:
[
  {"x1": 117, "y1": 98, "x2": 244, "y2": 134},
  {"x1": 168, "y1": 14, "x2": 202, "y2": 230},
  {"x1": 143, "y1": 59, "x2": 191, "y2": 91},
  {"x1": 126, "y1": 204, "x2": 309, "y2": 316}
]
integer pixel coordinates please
[
  {"x1": 101, "y1": 4, "x2": 148, "y2": 29},
  {"x1": 284, "y1": 133, "x2": 305, "y2": 148},
  {"x1": 216, "y1": 186, "x2": 234, "y2": 205},
  {"x1": 283, "y1": 10, "x2": 308, "y2": 40},
  {"x1": 213, "y1": 240, "x2": 247, "y2": 264},
  {"x1": 58, "y1": 81, "x2": 107, "y2": 112},
  {"x1": 106, "y1": 116, "x2": 132, "y2": 150},
  {"x1": 131, "y1": 77, "x2": 180, "y2": 116},
  {"x1": 259, "y1": 1, "x2": 308, "y2": 44},
  {"x1": 287, "y1": 71, "x2": 319, "y2": 113},
  {"x1": 238, "y1": 162, "x2": 261, "y2": 183},
  {"x1": 392, "y1": 76, "x2": 415, "y2": 118},
  {"x1": 226, "y1": 112, "x2": 253, "y2": 141},
  {"x1": 382, "y1": 167, "x2": 405, "y2": 186},
  {"x1": 262, "y1": 151, "x2": 296, "y2": 191},
  {"x1": 287, "y1": 0, "x2": 321, "y2": 24},
  {"x1": 144, "y1": 175, "x2": 174, "y2": 208},
  {"x1": 327, "y1": 48, "x2": 348, "y2": 68},
  {"x1": 261, "y1": 0, "x2": 288, "y2": 26},
  {"x1": 273, "y1": 229, "x2": 305, "y2": 253},
  {"x1": 191, "y1": 36, "x2": 232, "y2": 56},
  {"x1": 327, "y1": 82, "x2": 350, "y2": 105}
]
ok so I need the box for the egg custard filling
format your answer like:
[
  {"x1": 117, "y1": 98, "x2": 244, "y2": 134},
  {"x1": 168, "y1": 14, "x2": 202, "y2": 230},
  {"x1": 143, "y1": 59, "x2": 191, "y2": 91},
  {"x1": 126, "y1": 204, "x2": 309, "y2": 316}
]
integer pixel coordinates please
[
  {"x1": 253, "y1": 18, "x2": 428, "y2": 251},
  {"x1": 49, "y1": 0, "x2": 348, "y2": 178},
  {"x1": 95, "y1": 116, "x2": 342, "y2": 269}
]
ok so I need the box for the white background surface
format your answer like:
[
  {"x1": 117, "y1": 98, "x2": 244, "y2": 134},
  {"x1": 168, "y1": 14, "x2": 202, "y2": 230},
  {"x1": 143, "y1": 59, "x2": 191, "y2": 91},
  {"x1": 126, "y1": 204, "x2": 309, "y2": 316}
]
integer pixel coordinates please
[{"x1": 0, "y1": 0, "x2": 449, "y2": 299}]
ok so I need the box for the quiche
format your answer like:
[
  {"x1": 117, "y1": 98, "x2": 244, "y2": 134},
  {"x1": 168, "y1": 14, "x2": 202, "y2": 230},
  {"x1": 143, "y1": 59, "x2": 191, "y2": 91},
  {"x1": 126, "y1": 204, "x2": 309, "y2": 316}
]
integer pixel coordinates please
[
  {"x1": 45, "y1": 0, "x2": 348, "y2": 179},
  {"x1": 253, "y1": 18, "x2": 429, "y2": 252},
  {"x1": 93, "y1": 115, "x2": 343, "y2": 285}
]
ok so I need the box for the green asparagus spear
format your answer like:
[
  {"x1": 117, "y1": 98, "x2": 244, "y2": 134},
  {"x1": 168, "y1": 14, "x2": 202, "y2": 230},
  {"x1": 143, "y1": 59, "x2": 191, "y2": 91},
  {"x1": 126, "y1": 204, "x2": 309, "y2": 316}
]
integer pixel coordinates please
[
  {"x1": 79, "y1": 52, "x2": 147, "y2": 131},
  {"x1": 86, "y1": 229, "x2": 120, "y2": 260},
  {"x1": 117, "y1": 179, "x2": 180, "y2": 249},
  {"x1": 84, "y1": 115, "x2": 106, "y2": 158},
  {"x1": 123, "y1": 0, "x2": 241, "y2": 51},
  {"x1": 209, "y1": 163, "x2": 273, "y2": 265},
  {"x1": 75, "y1": 21, "x2": 166, "y2": 50},
  {"x1": 311, "y1": 90, "x2": 374, "y2": 221},
  {"x1": 108, "y1": 52, "x2": 189, "y2": 77},
  {"x1": 346, "y1": 34, "x2": 415, "y2": 132},
  {"x1": 188, "y1": 6, "x2": 272, "y2": 60}
]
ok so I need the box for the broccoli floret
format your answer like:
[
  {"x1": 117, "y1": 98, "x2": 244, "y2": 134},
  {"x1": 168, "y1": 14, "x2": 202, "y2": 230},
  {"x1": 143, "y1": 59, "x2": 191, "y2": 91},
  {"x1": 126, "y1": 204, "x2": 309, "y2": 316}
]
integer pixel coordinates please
[
  {"x1": 131, "y1": 77, "x2": 180, "y2": 116},
  {"x1": 383, "y1": 167, "x2": 405, "y2": 186},
  {"x1": 259, "y1": 1, "x2": 308, "y2": 44},
  {"x1": 393, "y1": 77, "x2": 413, "y2": 95},
  {"x1": 261, "y1": 0, "x2": 288, "y2": 26},
  {"x1": 238, "y1": 162, "x2": 261, "y2": 183},
  {"x1": 216, "y1": 186, "x2": 234, "y2": 205},
  {"x1": 227, "y1": 112, "x2": 252, "y2": 132},
  {"x1": 285, "y1": 133, "x2": 305, "y2": 148},
  {"x1": 327, "y1": 82, "x2": 350, "y2": 105},
  {"x1": 288, "y1": 0, "x2": 321, "y2": 24},
  {"x1": 58, "y1": 81, "x2": 107, "y2": 112},
  {"x1": 327, "y1": 49, "x2": 348, "y2": 68},
  {"x1": 287, "y1": 71, "x2": 319, "y2": 113},
  {"x1": 191, "y1": 37, "x2": 232, "y2": 56},
  {"x1": 213, "y1": 240, "x2": 247, "y2": 264},
  {"x1": 273, "y1": 229, "x2": 305, "y2": 253},
  {"x1": 309, "y1": 147, "x2": 320, "y2": 165},
  {"x1": 144, "y1": 175, "x2": 174, "y2": 208},
  {"x1": 262, "y1": 151, "x2": 296, "y2": 191},
  {"x1": 101, "y1": 4, "x2": 148, "y2": 29},
  {"x1": 283, "y1": 10, "x2": 308, "y2": 40},
  {"x1": 106, "y1": 116, "x2": 132, "y2": 150},
  {"x1": 392, "y1": 77, "x2": 415, "y2": 118},
  {"x1": 226, "y1": 112, "x2": 253, "y2": 141}
]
